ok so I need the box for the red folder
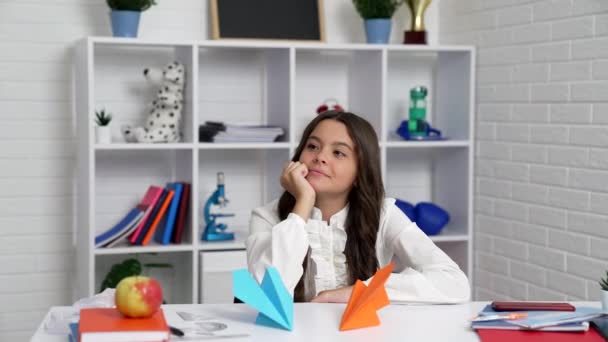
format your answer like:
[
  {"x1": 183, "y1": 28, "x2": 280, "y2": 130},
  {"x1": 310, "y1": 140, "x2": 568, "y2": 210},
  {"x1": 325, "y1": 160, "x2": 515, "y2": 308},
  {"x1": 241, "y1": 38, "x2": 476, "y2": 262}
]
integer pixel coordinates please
[
  {"x1": 79, "y1": 308, "x2": 169, "y2": 342},
  {"x1": 491, "y1": 301, "x2": 576, "y2": 311},
  {"x1": 172, "y1": 182, "x2": 190, "y2": 244},
  {"x1": 477, "y1": 328, "x2": 604, "y2": 342}
]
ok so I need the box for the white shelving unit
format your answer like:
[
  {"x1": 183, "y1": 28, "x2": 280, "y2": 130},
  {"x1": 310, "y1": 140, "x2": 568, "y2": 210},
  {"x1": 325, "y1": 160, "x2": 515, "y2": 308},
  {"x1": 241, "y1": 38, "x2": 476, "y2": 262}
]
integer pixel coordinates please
[{"x1": 74, "y1": 37, "x2": 475, "y2": 304}]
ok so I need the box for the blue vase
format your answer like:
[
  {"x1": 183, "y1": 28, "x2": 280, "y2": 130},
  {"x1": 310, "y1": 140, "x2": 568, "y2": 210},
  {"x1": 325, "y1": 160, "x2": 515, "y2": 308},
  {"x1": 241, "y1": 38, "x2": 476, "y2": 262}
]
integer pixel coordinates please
[
  {"x1": 110, "y1": 10, "x2": 141, "y2": 38},
  {"x1": 364, "y1": 19, "x2": 391, "y2": 44}
]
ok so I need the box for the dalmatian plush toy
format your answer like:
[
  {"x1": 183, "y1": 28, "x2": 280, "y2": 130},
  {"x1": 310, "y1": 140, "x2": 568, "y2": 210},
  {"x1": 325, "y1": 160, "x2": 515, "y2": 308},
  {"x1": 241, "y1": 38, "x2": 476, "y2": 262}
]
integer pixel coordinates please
[{"x1": 122, "y1": 61, "x2": 185, "y2": 143}]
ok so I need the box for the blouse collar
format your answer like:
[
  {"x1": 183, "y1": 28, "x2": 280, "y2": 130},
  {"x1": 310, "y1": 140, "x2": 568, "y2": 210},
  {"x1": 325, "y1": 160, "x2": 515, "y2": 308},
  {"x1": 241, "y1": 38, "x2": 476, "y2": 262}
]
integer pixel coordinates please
[{"x1": 310, "y1": 204, "x2": 350, "y2": 227}]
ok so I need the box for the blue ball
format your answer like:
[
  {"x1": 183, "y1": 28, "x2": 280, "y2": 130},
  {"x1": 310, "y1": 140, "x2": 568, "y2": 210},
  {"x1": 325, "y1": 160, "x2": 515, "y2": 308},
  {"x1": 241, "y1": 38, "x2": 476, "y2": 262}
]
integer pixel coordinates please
[
  {"x1": 414, "y1": 202, "x2": 450, "y2": 236},
  {"x1": 395, "y1": 199, "x2": 415, "y2": 221}
]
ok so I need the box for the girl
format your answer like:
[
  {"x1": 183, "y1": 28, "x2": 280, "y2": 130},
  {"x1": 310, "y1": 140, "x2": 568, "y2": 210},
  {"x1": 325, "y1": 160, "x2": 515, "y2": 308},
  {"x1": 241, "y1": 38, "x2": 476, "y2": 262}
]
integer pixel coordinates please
[{"x1": 245, "y1": 111, "x2": 470, "y2": 303}]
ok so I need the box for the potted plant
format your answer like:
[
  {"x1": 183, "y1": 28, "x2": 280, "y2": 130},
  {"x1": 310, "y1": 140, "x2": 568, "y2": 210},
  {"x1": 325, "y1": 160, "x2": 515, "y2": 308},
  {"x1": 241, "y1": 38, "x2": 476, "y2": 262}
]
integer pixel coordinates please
[
  {"x1": 107, "y1": 0, "x2": 158, "y2": 38},
  {"x1": 352, "y1": 0, "x2": 403, "y2": 44},
  {"x1": 601, "y1": 270, "x2": 608, "y2": 312},
  {"x1": 95, "y1": 109, "x2": 113, "y2": 144}
]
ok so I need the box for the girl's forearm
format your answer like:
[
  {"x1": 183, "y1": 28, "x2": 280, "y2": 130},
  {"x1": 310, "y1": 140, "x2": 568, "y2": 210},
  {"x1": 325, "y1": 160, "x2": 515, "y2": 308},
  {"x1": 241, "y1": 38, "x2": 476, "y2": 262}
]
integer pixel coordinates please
[{"x1": 292, "y1": 197, "x2": 314, "y2": 221}]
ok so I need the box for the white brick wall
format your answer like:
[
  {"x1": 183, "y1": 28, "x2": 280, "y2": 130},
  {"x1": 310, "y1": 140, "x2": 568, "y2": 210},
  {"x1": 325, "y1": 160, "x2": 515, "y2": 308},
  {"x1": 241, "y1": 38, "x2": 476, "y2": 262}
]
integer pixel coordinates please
[{"x1": 440, "y1": 0, "x2": 608, "y2": 302}]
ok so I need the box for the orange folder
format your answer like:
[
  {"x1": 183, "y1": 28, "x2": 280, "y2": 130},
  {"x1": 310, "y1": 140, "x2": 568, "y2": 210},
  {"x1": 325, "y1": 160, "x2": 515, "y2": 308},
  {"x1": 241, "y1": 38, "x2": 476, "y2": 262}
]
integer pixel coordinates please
[
  {"x1": 339, "y1": 261, "x2": 395, "y2": 331},
  {"x1": 141, "y1": 189, "x2": 174, "y2": 245}
]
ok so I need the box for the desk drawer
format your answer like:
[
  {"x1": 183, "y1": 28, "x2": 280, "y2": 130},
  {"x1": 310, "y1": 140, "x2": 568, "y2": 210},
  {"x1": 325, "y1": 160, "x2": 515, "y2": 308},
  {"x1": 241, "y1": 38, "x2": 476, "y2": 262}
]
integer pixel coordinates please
[{"x1": 199, "y1": 250, "x2": 247, "y2": 303}]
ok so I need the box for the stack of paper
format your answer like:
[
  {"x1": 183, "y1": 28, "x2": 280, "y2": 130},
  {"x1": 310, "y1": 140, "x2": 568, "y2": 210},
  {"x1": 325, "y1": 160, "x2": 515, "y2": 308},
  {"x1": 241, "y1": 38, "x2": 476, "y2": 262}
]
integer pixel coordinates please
[
  {"x1": 214, "y1": 125, "x2": 284, "y2": 143},
  {"x1": 199, "y1": 121, "x2": 284, "y2": 143}
]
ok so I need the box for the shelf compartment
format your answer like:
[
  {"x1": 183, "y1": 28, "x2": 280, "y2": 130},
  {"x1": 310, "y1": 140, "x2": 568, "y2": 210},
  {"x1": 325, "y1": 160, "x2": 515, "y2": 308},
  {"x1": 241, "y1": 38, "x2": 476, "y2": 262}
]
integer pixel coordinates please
[
  {"x1": 385, "y1": 50, "x2": 472, "y2": 142},
  {"x1": 95, "y1": 252, "x2": 193, "y2": 304},
  {"x1": 432, "y1": 241, "x2": 470, "y2": 276},
  {"x1": 294, "y1": 48, "x2": 383, "y2": 143},
  {"x1": 197, "y1": 149, "x2": 289, "y2": 240},
  {"x1": 197, "y1": 46, "x2": 290, "y2": 143},
  {"x1": 199, "y1": 250, "x2": 247, "y2": 303},
  {"x1": 386, "y1": 147, "x2": 470, "y2": 238},
  {"x1": 94, "y1": 149, "x2": 194, "y2": 247},
  {"x1": 92, "y1": 43, "x2": 196, "y2": 143}
]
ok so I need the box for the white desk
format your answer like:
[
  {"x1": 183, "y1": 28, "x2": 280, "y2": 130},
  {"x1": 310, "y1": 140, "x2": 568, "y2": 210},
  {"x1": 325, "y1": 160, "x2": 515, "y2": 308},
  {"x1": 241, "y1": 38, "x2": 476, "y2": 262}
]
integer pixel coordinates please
[{"x1": 31, "y1": 302, "x2": 599, "y2": 342}]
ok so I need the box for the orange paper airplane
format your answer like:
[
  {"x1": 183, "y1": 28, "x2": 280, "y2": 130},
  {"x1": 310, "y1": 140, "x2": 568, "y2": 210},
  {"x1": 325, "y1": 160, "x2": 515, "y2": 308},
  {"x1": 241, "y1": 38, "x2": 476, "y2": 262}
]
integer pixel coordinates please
[{"x1": 339, "y1": 261, "x2": 395, "y2": 331}]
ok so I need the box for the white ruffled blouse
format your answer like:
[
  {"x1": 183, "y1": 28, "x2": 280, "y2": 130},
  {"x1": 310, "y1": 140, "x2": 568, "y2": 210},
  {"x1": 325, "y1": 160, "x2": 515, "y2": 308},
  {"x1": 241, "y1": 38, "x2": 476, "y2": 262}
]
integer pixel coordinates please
[{"x1": 245, "y1": 198, "x2": 471, "y2": 303}]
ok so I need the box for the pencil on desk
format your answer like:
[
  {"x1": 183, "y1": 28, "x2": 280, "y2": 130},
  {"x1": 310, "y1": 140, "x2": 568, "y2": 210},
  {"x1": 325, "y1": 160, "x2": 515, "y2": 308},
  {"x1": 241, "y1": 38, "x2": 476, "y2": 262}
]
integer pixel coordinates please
[{"x1": 471, "y1": 313, "x2": 528, "y2": 322}]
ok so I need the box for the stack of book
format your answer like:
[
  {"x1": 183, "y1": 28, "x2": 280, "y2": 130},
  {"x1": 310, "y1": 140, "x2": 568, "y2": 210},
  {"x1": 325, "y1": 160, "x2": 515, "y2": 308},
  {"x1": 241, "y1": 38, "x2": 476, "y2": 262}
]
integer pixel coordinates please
[
  {"x1": 472, "y1": 302, "x2": 606, "y2": 341},
  {"x1": 199, "y1": 121, "x2": 284, "y2": 143},
  {"x1": 70, "y1": 308, "x2": 170, "y2": 342},
  {"x1": 95, "y1": 182, "x2": 191, "y2": 248}
]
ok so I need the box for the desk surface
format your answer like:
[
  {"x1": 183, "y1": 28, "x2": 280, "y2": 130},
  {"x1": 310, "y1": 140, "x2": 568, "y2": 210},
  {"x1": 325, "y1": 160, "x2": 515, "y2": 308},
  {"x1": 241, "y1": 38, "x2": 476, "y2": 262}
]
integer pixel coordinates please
[{"x1": 31, "y1": 302, "x2": 600, "y2": 342}]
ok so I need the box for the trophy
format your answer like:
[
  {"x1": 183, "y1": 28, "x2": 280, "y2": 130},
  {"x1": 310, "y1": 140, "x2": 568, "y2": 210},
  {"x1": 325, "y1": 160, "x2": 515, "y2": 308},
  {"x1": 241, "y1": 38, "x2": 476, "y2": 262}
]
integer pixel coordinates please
[{"x1": 403, "y1": 0, "x2": 432, "y2": 44}]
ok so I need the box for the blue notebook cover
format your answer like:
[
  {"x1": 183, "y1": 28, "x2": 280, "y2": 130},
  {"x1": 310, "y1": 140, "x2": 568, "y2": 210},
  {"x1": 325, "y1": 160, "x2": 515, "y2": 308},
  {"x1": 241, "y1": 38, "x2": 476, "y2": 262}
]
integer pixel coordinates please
[
  {"x1": 68, "y1": 322, "x2": 78, "y2": 342},
  {"x1": 94, "y1": 208, "x2": 143, "y2": 247},
  {"x1": 472, "y1": 305, "x2": 590, "y2": 332},
  {"x1": 157, "y1": 182, "x2": 183, "y2": 245},
  {"x1": 510, "y1": 306, "x2": 603, "y2": 329}
]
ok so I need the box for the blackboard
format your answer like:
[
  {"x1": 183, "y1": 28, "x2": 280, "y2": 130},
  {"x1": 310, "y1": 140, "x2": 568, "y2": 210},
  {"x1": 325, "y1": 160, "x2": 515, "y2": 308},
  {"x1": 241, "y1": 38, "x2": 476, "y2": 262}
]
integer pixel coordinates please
[{"x1": 211, "y1": 0, "x2": 325, "y2": 41}]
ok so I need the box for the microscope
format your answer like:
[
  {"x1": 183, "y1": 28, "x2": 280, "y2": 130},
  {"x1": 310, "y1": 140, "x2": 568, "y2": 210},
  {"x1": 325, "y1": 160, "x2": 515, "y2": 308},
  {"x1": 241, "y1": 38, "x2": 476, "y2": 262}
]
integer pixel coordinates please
[{"x1": 201, "y1": 172, "x2": 235, "y2": 241}]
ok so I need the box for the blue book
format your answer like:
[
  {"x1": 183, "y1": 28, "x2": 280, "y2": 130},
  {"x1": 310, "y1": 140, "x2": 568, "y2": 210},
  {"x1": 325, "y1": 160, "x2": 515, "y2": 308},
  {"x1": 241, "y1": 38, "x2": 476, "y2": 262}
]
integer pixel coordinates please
[
  {"x1": 68, "y1": 322, "x2": 78, "y2": 342},
  {"x1": 95, "y1": 208, "x2": 144, "y2": 248},
  {"x1": 158, "y1": 182, "x2": 183, "y2": 245},
  {"x1": 472, "y1": 305, "x2": 592, "y2": 332}
]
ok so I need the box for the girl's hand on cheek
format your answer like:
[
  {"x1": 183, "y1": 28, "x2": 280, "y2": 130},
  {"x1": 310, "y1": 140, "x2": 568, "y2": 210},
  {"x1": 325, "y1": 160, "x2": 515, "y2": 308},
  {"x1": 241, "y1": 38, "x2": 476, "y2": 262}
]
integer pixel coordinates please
[{"x1": 280, "y1": 161, "x2": 315, "y2": 203}]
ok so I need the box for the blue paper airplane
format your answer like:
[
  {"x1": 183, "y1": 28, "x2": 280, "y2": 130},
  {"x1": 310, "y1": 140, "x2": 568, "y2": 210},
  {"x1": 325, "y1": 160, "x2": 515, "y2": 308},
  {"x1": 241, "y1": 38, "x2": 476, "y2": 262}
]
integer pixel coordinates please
[{"x1": 233, "y1": 267, "x2": 293, "y2": 331}]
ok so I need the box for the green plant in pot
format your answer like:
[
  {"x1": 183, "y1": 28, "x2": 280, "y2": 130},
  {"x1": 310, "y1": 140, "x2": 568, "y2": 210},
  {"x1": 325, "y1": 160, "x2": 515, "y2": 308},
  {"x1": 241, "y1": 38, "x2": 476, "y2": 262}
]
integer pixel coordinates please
[
  {"x1": 95, "y1": 109, "x2": 113, "y2": 144},
  {"x1": 107, "y1": 0, "x2": 158, "y2": 38},
  {"x1": 352, "y1": 0, "x2": 403, "y2": 44},
  {"x1": 600, "y1": 270, "x2": 608, "y2": 312}
]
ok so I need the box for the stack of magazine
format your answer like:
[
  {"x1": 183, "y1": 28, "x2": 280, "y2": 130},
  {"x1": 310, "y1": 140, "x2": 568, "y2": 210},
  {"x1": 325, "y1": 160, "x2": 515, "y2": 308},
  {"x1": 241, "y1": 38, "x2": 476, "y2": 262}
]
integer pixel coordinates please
[
  {"x1": 472, "y1": 304, "x2": 605, "y2": 332},
  {"x1": 199, "y1": 121, "x2": 284, "y2": 143}
]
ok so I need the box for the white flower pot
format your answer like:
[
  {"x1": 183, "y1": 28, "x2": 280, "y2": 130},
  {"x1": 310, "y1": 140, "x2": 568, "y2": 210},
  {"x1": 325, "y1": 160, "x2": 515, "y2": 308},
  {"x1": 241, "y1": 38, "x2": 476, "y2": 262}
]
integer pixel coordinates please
[
  {"x1": 96, "y1": 126, "x2": 112, "y2": 144},
  {"x1": 602, "y1": 290, "x2": 608, "y2": 312}
]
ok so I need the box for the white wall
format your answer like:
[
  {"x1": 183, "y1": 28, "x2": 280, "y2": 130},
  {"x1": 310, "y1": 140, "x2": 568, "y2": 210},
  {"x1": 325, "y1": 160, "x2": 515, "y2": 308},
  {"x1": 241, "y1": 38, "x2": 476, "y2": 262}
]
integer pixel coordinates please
[
  {"x1": 0, "y1": 1, "x2": 438, "y2": 340},
  {"x1": 439, "y1": 0, "x2": 608, "y2": 302}
]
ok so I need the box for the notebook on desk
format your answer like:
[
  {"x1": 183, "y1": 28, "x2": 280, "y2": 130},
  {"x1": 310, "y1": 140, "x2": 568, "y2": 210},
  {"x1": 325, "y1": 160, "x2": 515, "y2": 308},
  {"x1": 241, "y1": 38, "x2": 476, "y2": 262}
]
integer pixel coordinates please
[
  {"x1": 78, "y1": 308, "x2": 169, "y2": 342},
  {"x1": 472, "y1": 304, "x2": 592, "y2": 332},
  {"x1": 509, "y1": 307, "x2": 604, "y2": 330}
]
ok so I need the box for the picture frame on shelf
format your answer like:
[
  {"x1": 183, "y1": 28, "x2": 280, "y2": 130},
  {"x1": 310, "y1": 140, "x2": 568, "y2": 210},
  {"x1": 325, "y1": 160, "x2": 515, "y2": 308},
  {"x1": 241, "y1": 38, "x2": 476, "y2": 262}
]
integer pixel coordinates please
[{"x1": 210, "y1": 0, "x2": 326, "y2": 41}]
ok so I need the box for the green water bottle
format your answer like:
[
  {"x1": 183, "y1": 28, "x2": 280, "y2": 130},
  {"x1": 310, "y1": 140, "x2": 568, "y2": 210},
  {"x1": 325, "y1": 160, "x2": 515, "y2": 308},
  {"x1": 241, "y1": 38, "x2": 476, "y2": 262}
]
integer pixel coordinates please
[{"x1": 408, "y1": 86, "x2": 428, "y2": 137}]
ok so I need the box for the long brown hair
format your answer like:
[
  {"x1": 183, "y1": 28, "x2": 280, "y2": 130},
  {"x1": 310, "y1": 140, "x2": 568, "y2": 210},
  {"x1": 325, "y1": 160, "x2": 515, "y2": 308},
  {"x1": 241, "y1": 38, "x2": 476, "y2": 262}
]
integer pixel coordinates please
[{"x1": 278, "y1": 111, "x2": 384, "y2": 301}]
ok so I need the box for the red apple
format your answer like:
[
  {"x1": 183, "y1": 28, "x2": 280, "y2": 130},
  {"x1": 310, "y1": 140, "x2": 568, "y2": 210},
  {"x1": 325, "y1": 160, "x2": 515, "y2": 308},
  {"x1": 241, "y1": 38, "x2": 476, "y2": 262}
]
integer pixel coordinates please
[{"x1": 115, "y1": 275, "x2": 163, "y2": 318}]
